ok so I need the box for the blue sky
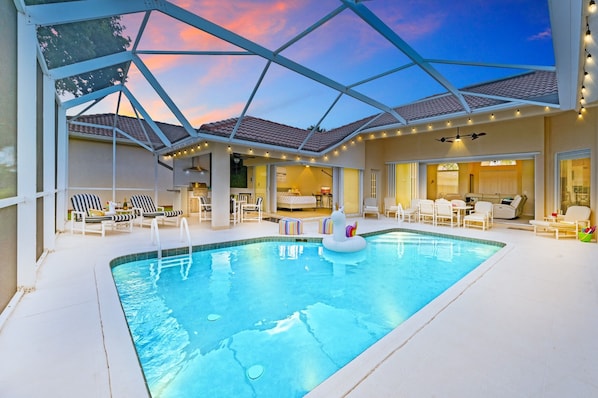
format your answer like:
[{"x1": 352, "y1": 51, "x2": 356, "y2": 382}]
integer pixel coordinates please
[{"x1": 70, "y1": 0, "x2": 554, "y2": 130}]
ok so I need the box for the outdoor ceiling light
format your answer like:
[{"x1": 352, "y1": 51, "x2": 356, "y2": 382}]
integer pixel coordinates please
[
  {"x1": 590, "y1": 0, "x2": 596, "y2": 13},
  {"x1": 436, "y1": 128, "x2": 486, "y2": 143}
]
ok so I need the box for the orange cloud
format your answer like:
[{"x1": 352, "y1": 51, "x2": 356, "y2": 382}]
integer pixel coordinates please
[
  {"x1": 189, "y1": 101, "x2": 246, "y2": 126},
  {"x1": 176, "y1": 0, "x2": 302, "y2": 48}
]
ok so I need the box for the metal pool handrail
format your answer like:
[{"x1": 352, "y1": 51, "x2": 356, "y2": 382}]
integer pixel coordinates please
[
  {"x1": 150, "y1": 217, "x2": 192, "y2": 260},
  {"x1": 150, "y1": 218, "x2": 162, "y2": 259},
  {"x1": 179, "y1": 217, "x2": 192, "y2": 256}
]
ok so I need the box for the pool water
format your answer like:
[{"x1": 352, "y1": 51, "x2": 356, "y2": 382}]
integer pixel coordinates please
[{"x1": 112, "y1": 230, "x2": 502, "y2": 397}]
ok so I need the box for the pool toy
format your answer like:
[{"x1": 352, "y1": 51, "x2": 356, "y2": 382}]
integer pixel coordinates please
[{"x1": 322, "y1": 207, "x2": 366, "y2": 253}]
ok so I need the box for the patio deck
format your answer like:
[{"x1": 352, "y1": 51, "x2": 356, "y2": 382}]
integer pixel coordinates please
[{"x1": 0, "y1": 215, "x2": 596, "y2": 397}]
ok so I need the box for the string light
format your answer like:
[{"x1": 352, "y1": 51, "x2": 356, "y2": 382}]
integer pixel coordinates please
[{"x1": 579, "y1": 20, "x2": 591, "y2": 117}]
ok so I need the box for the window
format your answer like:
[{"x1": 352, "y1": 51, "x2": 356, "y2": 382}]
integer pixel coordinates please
[
  {"x1": 370, "y1": 170, "x2": 378, "y2": 198},
  {"x1": 437, "y1": 163, "x2": 459, "y2": 195}
]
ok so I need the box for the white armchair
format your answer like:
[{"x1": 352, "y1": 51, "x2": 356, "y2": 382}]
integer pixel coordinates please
[
  {"x1": 363, "y1": 197, "x2": 380, "y2": 219},
  {"x1": 384, "y1": 197, "x2": 400, "y2": 218},
  {"x1": 493, "y1": 195, "x2": 526, "y2": 219},
  {"x1": 199, "y1": 196, "x2": 212, "y2": 222},
  {"x1": 463, "y1": 201, "x2": 493, "y2": 230},
  {"x1": 402, "y1": 199, "x2": 420, "y2": 223},
  {"x1": 241, "y1": 196, "x2": 263, "y2": 222}
]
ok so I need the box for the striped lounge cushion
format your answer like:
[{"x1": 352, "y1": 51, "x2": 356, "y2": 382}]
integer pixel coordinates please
[
  {"x1": 279, "y1": 218, "x2": 303, "y2": 235},
  {"x1": 319, "y1": 217, "x2": 333, "y2": 234},
  {"x1": 130, "y1": 195, "x2": 158, "y2": 213}
]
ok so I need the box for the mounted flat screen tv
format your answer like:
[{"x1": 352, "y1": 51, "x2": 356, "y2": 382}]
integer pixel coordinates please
[{"x1": 230, "y1": 156, "x2": 248, "y2": 188}]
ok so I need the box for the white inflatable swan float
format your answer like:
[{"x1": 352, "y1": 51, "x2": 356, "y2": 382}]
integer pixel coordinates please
[{"x1": 322, "y1": 207, "x2": 367, "y2": 253}]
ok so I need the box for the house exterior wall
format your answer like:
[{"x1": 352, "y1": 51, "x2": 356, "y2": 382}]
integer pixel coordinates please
[
  {"x1": 545, "y1": 109, "x2": 597, "y2": 221},
  {"x1": 374, "y1": 116, "x2": 545, "y2": 163},
  {"x1": 364, "y1": 110, "x2": 597, "y2": 224},
  {"x1": 68, "y1": 138, "x2": 175, "y2": 208},
  {"x1": 66, "y1": 108, "x2": 597, "y2": 225}
]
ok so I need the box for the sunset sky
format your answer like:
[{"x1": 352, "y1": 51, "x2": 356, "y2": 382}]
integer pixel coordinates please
[{"x1": 68, "y1": 0, "x2": 554, "y2": 130}]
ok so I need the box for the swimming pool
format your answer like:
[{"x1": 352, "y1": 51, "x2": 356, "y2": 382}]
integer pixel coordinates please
[{"x1": 111, "y1": 230, "x2": 502, "y2": 397}]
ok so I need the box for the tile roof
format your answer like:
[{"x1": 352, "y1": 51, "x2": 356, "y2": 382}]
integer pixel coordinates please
[
  {"x1": 68, "y1": 113, "x2": 188, "y2": 151},
  {"x1": 68, "y1": 71, "x2": 558, "y2": 154}
]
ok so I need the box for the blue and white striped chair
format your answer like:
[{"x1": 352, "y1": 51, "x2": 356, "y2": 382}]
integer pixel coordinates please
[
  {"x1": 130, "y1": 194, "x2": 183, "y2": 227},
  {"x1": 70, "y1": 193, "x2": 136, "y2": 237}
]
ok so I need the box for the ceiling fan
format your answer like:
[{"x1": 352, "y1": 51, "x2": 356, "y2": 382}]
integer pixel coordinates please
[
  {"x1": 436, "y1": 128, "x2": 487, "y2": 143},
  {"x1": 231, "y1": 152, "x2": 255, "y2": 171}
]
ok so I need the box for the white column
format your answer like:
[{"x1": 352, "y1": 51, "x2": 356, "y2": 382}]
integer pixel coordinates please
[
  {"x1": 210, "y1": 143, "x2": 231, "y2": 228},
  {"x1": 43, "y1": 74, "x2": 56, "y2": 250},
  {"x1": 268, "y1": 164, "x2": 277, "y2": 213},
  {"x1": 16, "y1": 13, "x2": 38, "y2": 289},
  {"x1": 56, "y1": 106, "x2": 68, "y2": 231},
  {"x1": 332, "y1": 167, "x2": 343, "y2": 209}
]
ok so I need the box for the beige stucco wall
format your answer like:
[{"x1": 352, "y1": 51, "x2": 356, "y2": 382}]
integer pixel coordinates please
[
  {"x1": 363, "y1": 109, "x2": 597, "y2": 224},
  {"x1": 68, "y1": 138, "x2": 175, "y2": 208},
  {"x1": 372, "y1": 116, "x2": 545, "y2": 163}
]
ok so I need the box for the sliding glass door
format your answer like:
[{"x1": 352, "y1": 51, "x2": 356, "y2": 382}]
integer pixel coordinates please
[{"x1": 557, "y1": 150, "x2": 591, "y2": 213}]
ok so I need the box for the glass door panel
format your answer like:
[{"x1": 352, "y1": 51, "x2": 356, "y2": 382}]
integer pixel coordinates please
[{"x1": 558, "y1": 150, "x2": 591, "y2": 213}]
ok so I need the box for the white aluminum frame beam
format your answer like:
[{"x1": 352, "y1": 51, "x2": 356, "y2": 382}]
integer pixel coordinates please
[
  {"x1": 132, "y1": 55, "x2": 198, "y2": 138},
  {"x1": 158, "y1": 2, "x2": 407, "y2": 124},
  {"x1": 342, "y1": 0, "x2": 471, "y2": 114}
]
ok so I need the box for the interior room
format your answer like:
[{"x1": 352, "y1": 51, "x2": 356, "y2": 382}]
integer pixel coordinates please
[{"x1": 425, "y1": 158, "x2": 535, "y2": 221}]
